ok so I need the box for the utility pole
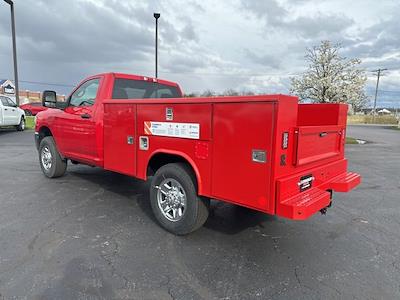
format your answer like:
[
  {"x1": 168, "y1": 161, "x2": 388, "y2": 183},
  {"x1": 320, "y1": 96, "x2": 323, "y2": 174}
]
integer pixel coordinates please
[
  {"x1": 153, "y1": 13, "x2": 160, "y2": 79},
  {"x1": 372, "y1": 68, "x2": 387, "y2": 120},
  {"x1": 3, "y1": 0, "x2": 19, "y2": 106}
]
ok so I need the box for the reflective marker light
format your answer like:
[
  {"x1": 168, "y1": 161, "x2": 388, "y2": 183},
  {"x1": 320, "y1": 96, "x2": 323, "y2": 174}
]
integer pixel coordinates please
[{"x1": 282, "y1": 132, "x2": 289, "y2": 149}]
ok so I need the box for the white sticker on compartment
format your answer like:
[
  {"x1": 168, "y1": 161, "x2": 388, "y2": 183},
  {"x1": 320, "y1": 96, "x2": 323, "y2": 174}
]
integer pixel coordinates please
[{"x1": 144, "y1": 121, "x2": 200, "y2": 139}]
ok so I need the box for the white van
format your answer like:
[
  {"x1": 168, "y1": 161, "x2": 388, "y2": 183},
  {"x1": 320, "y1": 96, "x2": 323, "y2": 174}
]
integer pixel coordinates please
[{"x1": 0, "y1": 95, "x2": 25, "y2": 131}]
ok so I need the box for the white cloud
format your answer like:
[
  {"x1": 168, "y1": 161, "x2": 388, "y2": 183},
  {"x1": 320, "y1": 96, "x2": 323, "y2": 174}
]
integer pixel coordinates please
[{"x1": 0, "y1": 0, "x2": 399, "y2": 107}]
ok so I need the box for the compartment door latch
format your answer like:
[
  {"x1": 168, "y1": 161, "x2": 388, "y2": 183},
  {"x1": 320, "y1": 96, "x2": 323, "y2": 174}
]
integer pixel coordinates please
[{"x1": 252, "y1": 150, "x2": 267, "y2": 163}]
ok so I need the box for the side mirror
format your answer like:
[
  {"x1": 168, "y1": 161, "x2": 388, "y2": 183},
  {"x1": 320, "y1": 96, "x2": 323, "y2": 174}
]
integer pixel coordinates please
[{"x1": 42, "y1": 90, "x2": 57, "y2": 108}]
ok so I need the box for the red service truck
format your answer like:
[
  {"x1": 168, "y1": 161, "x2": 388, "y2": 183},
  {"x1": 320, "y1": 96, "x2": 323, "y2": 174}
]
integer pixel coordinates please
[{"x1": 35, "y1": 73, "x2": 361, "y2": 235}]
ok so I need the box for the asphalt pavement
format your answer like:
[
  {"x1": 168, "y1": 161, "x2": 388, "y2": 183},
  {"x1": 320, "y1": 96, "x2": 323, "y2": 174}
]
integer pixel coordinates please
[{"x1": 0, "y1": 125, "x2": 399, "y2": 299}]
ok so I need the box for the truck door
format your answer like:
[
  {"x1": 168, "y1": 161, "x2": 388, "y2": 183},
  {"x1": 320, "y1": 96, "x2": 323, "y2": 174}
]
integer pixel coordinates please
[
  {"x1": 0, "y1": 98, "x2": 4, "y2": 125},
  {"x1": 54, "y1": 78, "x2": 100, "y2": 161},
  {"x1": 0, "y1": 97, "x2": 13, "y2": 125},
  {"x1": 5, "y1": 97, "x2": 19, "y2": 124}
]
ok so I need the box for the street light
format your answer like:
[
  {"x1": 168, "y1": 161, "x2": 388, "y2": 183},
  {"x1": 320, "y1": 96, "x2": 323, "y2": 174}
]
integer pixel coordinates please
[
  {"x1": 3, "y1": 0, "x2": 19, "y2": 106},
  {"x1": 153, "y1": 12, "x2": 160, "y2": 79}
]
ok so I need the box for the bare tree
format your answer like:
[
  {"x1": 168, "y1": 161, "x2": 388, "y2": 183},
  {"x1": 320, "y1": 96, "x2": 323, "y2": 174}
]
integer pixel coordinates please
[
  {"x1": 201, "y1": 89, "x2": 215, "y2": 97},
  {"x1": 222, "y1": 89, "x2": 239, "y2": 96},
  {"x1": 184, "y1": 92, "x2": 198, "y2": 98},
  {"x1": 239, "y1": 90, "x2": 255, "y2": 96},
  {"x1": 290, "y1": 41, "x2": 368, "y2": 112}
]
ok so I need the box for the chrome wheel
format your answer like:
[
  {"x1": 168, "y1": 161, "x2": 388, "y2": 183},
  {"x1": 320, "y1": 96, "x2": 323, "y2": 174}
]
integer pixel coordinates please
[
  {"x1": 41, "y1": 146, "x2": 52, "y2": 171},
  {"x1": 156, "y1": 178, "x2": 187, "y2": 222},
  {"x1": 21, "y1": 119, "x2": 25, "y2": 130}
]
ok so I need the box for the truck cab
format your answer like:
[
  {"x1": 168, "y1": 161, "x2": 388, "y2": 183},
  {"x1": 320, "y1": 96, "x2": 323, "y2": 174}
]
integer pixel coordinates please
[
  {"x1": 35, "y1": 73, "x2": 182, "y2": 166},
  {"x1": 0, "y1": 95, "x2": 25, "y2": 131}
]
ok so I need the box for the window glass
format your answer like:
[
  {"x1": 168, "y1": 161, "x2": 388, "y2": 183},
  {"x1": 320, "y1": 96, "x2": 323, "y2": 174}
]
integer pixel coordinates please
[
  {"x1": 0, "y1": 97, "x2": 8, "y2": 106},
  {"x1": 70, "y1": 78, "x2": 100, "y2": 107},
  {"x1": 112, "y1": 79, "x2": 181, "y2": 99},
  {"x1": 6, "y1": 98, "x2": 16, "y2": 106}
]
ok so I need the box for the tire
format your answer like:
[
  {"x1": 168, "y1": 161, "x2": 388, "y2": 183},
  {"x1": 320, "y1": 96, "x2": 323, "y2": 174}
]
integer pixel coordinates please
[
  {"x1": 24, "y1": 110, "x2": 32, "y2": 116},
  {"x1": 16, "y1": 117, "x2": 25, "y2": 131},
  {"x1": 38, "y1": 136, "x2": 67, "y2": 178},
  {"x1": 150, "y1": 163, "x2": 210, "y2": 235}
]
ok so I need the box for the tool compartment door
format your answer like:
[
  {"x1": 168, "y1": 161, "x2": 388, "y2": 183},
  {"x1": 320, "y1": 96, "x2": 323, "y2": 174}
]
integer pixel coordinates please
[
  {"x1": 293, "y1": 125, "x2": 343, "y2": 166},
  {"x1": 211, "y1": 102, "x2": 276, "y2": 213},
  {"x1": 103, "y1": 103, "x2": 136, "y2": 176}
]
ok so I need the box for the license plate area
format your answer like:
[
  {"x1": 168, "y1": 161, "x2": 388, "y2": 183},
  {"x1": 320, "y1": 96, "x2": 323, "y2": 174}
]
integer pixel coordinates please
[{"x1": 298, "y1": 174, "x2": 314, "y2": 192}]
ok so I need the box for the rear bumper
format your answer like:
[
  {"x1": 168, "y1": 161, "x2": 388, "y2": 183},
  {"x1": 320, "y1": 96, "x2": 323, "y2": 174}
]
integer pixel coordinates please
[
  {"x1": 276, "y1": 167, "x2": 361, "y2": 220},
  {"x1": 326, "y1": 172, "x2": 361, "y2": 192}
]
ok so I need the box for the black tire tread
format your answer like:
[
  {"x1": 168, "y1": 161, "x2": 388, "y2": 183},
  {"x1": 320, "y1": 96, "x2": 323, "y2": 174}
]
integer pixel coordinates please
[
  {"x1": 16, "y1": 117, "x2": 25, "y2": 131},
  {"x1": 150, "y1": 162, "x2": 209, "y2": 235},
  {"x1": 39, "y1": 136, "x2": 67, "y2": 178},
  {"x1": 177, "y1": 163, "x2": 210, "y2": 232}
]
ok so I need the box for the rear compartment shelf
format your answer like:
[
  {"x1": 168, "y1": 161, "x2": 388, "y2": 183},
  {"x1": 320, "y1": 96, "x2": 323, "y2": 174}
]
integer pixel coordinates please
[{"x1": 277, "y1": 188, "x2": 331, "y2": 220}]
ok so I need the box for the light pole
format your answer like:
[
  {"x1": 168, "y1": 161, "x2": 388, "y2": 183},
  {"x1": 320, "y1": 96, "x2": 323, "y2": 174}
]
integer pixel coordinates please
[
  {"x1": 3, "y1": 0, "x2": 19, "y2": 106},
  {"x1": 153, "y1": 13, "x2": 160, "y2": 79}
]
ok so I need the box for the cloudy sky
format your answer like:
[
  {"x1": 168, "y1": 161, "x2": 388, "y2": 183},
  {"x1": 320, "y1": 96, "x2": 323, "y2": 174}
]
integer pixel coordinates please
[{"x1": 1, "y1": 0, "x2": 399, "y2": 107}]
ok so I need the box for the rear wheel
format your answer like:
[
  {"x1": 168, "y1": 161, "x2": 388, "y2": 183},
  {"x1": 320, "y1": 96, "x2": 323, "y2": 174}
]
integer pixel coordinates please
[
  {"x1": 39, "y1": 136, "x2": 67, "y2": 178},
  {"x1": 150, "y1": 163, "x2": 209, "y2": 235},
  {"x1": 16, "y1": 117, "x2": 25, "y2": 131}
]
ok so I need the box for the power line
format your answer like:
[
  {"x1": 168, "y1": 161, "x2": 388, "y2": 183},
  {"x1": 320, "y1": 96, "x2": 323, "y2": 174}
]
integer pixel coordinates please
[
  {"x1": 1, "y1": 72, "x2": 302, "y2": 90},
  {"x1": 378, "y1": 89, "x2": 400, "y2": 94},
  {"x1": 1, "y1": 78, "x2": 76, "y2": 88},
  {"x1": 1, "y1": 71, "x2": 398, "y2": 99},
  {"x1": 18, "y1": 80, "x2": 75, "y2": 88}
]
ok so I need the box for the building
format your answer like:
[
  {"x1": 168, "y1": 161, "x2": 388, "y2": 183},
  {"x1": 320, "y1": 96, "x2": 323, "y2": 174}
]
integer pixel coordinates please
[
  {"x1": 0, "y1": 79, "x2": 15, "y2": 95},
  {"x1": 0, "y1": 79, "x2": 65, "y2": 104}
]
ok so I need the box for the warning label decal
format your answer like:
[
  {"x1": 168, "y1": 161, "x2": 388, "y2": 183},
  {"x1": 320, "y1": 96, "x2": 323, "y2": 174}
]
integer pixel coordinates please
[{"x1": 144, "y1": 121, "x2": 200, "y2": 139}]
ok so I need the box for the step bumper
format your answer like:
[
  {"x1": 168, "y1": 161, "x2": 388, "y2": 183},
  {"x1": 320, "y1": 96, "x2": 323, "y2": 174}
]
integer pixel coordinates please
[
  {"x1": 326, "y1": 172, "x2": 361, "y2": 192},
  {"x1": 277, "y1": 171, "x2": 361, "y2": 220}
]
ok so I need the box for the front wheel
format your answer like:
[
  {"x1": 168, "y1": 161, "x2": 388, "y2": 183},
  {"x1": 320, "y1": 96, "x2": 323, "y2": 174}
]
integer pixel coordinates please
[
  {"x1": 150, "y1": 163, "x2": 210, "y2": 235},
  {"x1": 16, "y1": 117, "x2": 25, "y2": 131},
  {"x1": 39, "y1": 136, "x2": 67, "y2": 178}
]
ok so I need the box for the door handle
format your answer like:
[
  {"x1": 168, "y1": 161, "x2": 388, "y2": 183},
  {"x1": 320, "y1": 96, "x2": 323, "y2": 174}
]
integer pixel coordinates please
[
  {"x1": 81, "y1": 113, "x2": 91, "y2": 119},
  {"x1": 4, "y1": 108, "x2": 8, "y2": 111}
]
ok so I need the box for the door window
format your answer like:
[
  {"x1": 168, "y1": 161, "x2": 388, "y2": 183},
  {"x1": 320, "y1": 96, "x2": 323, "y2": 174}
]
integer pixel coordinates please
[
  {"x1": 70, "y1": 78, "x2": 100, "y2": 107},
  {"x1": 0, "y1": 97, "x2": 8, "y2": 106},
  {"x1": 6, "y1": 98, "x2": 16, "y2": 107}
]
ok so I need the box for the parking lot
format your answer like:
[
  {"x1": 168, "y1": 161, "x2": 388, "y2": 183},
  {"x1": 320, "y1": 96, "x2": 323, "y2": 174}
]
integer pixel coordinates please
[{"x1": 0, "y1": 125, "x2": 399, "y2": 299}]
